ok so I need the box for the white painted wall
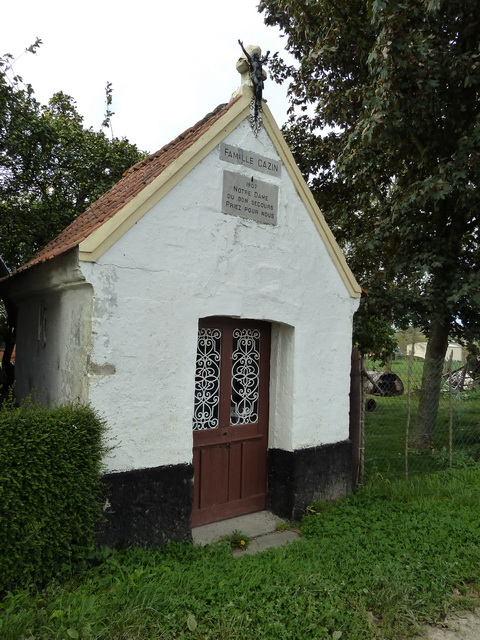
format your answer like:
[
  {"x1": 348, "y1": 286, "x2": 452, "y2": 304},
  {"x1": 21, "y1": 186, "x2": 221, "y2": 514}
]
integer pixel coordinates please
[
  {"x1": 12, "y1": 252, "x2": 92, "y2": 406},
  {"x1": 80, "y1": 119, "x2": 359, "y2": 473}
]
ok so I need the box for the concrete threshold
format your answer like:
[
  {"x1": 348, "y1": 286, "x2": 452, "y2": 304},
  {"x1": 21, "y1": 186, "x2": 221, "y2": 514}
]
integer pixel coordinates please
[{"x1": 192, "y1": 510, "x2": 301, "y2": 555}]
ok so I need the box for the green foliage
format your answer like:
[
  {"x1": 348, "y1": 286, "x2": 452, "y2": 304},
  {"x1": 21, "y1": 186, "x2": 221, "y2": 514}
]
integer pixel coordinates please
[
  {"x1": 0, "y1": 403, "x2": 108, "y2": 592},
  {"x1": 0, "y1": 304, "x2": 8, "y2": 344},
  {"x1": 353, "y1": 300, "x2": 397, "y2": 360},
  {"x1": 259, "y1": 0, "x2": 480, "y2": 352},
  {"x1": 218, "y1": 529, "x2": 251, "y2": 550},
  {"x1": 2, "y1": 468, "x2": 480, "y2": 639},
  {"x1": 259, "y1": 0, "x2": 480, "y2": 442},
  {"x1": 0, "y1": 45, "x2": 145, "y2": 271}
]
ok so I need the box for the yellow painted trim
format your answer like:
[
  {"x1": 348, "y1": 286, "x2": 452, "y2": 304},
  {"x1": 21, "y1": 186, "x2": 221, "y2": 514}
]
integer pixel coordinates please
[
  {"x1": 261, "y1": 103, "x2": 362, "y2": 299},
  {"x1": 79, "y1": 93, "x2": 252, "y2": 263},
  {"x1": 79, "y1": 88, "x2": 360, "y2": 298}
]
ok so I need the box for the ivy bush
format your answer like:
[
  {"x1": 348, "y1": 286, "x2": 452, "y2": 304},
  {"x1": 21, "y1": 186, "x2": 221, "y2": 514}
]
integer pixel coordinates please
[{"x1": 0, "y1": 402, "x2": 108, "y2": 592}]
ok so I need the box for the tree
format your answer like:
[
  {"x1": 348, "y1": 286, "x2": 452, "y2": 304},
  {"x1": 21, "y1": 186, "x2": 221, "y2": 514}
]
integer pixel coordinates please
[
  {"x1": 259, "y1": 0, "x2": 480, "y2": 445},
  {"x1": 0, "y1": 45, "x2": 145, "y2": 271},
  {"x1": 0, "y1": 45, "x2": 145, "y2": 388},
  {"x1": 396, "y1": 327, "x2": 427, "y2": 356}
]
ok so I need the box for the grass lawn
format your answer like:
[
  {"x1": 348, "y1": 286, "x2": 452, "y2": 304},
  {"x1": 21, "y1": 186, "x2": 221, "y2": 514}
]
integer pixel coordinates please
[
  {"x1": 2, "y1": 467, "x2": 480, "y2": 639},
  {"x1": 365, "y1": 358, "x2": 480, "y2": 480}
]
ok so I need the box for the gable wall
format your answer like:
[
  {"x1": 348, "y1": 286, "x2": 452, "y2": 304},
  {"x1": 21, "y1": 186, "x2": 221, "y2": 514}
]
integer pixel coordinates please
[{"x1": 80, "y1": 120, "x2": 359, "y2": 473}]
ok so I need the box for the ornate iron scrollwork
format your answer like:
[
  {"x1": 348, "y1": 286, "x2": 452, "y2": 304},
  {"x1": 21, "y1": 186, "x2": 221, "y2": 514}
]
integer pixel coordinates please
[
  {"x1": 192, "y1": 328, "x2": 222, "y2": 430},
  {"x1": 230, "y1": 328, "x2": 260, "y2": 425}
]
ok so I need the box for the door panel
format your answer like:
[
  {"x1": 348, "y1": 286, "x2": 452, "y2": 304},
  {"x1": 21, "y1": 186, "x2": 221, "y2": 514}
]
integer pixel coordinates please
[{"x1": 191, "y1": 318, "x2": 270, "y2": 527}]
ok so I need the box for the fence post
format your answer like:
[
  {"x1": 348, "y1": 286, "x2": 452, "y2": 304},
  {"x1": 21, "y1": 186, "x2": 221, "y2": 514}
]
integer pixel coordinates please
[
  {"x1": 448, "y1": 350, "x2": 454, "y2": 467},
  {"x1": 405, "y1": 347, "x2": 414, "y2": 478},
  {"x1": 350, "y1": 347, "x2": 364, "y2": 487}
]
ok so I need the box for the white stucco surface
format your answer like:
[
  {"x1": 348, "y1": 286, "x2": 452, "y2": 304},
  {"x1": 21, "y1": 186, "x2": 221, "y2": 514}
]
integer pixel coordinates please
[
  {"x1": 12, "y1": 252, "x2": 92, "y2": 406},
  {"x1": 78, "y1": 119, "x2": 359, "y2": 472}
]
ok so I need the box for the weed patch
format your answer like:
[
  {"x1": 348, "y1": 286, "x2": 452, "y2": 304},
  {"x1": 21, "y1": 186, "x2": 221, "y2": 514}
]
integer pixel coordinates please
[{"x1": 218, "y1": 530, "x2": 251, "y2": 550}]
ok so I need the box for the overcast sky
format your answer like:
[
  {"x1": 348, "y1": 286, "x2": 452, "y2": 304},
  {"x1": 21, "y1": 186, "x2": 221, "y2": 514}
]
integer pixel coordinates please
[{"x1": 2, "y1": 0, "x2": 293, "y2": 153}]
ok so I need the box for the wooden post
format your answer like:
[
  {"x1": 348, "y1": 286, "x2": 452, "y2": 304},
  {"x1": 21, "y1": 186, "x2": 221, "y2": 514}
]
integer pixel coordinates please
[
  {"x1": 349, "y1": 348, "x2": 364, "y2": 487},
  {"x1": 448, "y1": 350, "x2": 454, "y2": 467},
  {"x1": 405, "y1": 345, "x2": 414, "y2": 478}
]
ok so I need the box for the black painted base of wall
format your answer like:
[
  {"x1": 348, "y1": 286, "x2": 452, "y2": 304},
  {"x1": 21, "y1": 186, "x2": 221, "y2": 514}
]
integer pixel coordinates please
[
  {"x1": 267, "y1": 441, "x2": 353, "y2": 521},
  {"x1": 97, "y1": 442, "x2": 352, "y2": 547},
  {"x1": 97, "y1": 463, "x2": 193, "y2": 548}
]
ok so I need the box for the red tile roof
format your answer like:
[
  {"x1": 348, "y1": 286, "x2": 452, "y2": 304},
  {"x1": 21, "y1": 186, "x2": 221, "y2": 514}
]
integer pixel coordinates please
[{"x1": 16, "y1": 100, "x2": 237, "y2": 274}]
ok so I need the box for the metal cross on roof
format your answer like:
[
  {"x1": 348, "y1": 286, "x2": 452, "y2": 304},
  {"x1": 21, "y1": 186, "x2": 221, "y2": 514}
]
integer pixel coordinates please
[{"x1": 237, "y1": 40, "x2": 270, "y2": 136}]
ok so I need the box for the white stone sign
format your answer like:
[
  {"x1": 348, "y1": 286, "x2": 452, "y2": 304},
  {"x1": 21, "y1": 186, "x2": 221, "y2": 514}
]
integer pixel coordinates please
[
  {"x1": 221, "y1": 171, "x2": 278, "y2": 225},
  {"x1": 220, "y1": 143, "x2": 281, "y2": 177}
]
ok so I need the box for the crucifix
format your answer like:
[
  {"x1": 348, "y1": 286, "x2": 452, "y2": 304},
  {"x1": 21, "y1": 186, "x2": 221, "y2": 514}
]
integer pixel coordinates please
[{"x1": 237, "y1": 40, "x2": 270, "y2": 136}]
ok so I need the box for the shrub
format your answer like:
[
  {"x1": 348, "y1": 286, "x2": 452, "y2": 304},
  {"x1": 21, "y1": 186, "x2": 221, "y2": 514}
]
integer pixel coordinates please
[{"x1": 0, "y1": 402, "x2": 108, "y2": 592}]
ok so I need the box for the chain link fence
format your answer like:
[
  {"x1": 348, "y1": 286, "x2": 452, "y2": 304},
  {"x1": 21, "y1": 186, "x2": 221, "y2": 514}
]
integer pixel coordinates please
[{"x1": 362, "y1": 352, "x2": 480, "y2": 481}]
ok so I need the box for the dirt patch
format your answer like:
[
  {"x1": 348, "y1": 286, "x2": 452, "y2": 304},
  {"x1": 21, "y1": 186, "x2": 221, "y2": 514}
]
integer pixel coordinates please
[{"x1": 413, "y1": 608, "x2": 480, "y2": 639}]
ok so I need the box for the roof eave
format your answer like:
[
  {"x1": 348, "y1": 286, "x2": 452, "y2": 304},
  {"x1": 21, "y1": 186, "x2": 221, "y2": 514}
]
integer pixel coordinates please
[
  {"x1": 78, "y1": 92, "x2": 252, "y2": 263},
  {"x1": 261, "y1": 102, "x2": 362, "y2": 299}
]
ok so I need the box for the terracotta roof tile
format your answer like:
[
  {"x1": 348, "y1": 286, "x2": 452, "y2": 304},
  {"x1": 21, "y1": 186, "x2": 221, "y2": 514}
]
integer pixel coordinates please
[{"x1": 15, "y1": 99, "x2": 238, "y2": 275}]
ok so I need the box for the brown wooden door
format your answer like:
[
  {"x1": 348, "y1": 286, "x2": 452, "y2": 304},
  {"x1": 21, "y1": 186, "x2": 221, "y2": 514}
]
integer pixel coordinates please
[{"x1": 191, "y1": 317, "x2": 270, "y2": 527}]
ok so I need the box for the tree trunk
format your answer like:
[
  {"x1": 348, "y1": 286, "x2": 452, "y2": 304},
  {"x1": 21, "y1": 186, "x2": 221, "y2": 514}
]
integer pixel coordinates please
[{"x1": 412, "y1": 320, "x2": 449, "y2": 448}]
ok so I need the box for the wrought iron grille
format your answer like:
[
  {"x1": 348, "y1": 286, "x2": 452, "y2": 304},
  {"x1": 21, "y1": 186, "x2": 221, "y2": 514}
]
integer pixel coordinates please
[
  {"x1": 192, "y1": 328, "x2": 222, "y2": 430},
  {"x1": 230, "y1": 328, "x2": 260, "y2": 425}
]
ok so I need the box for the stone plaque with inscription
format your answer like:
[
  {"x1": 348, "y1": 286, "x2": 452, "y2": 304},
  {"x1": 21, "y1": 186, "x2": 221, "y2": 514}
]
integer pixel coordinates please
[
  {"x1": 221, "y1": 171, "x2": 278, "y2": 225},
  {"x1": 220, "y1": 143, "x2": 281, "y2": 177}
]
